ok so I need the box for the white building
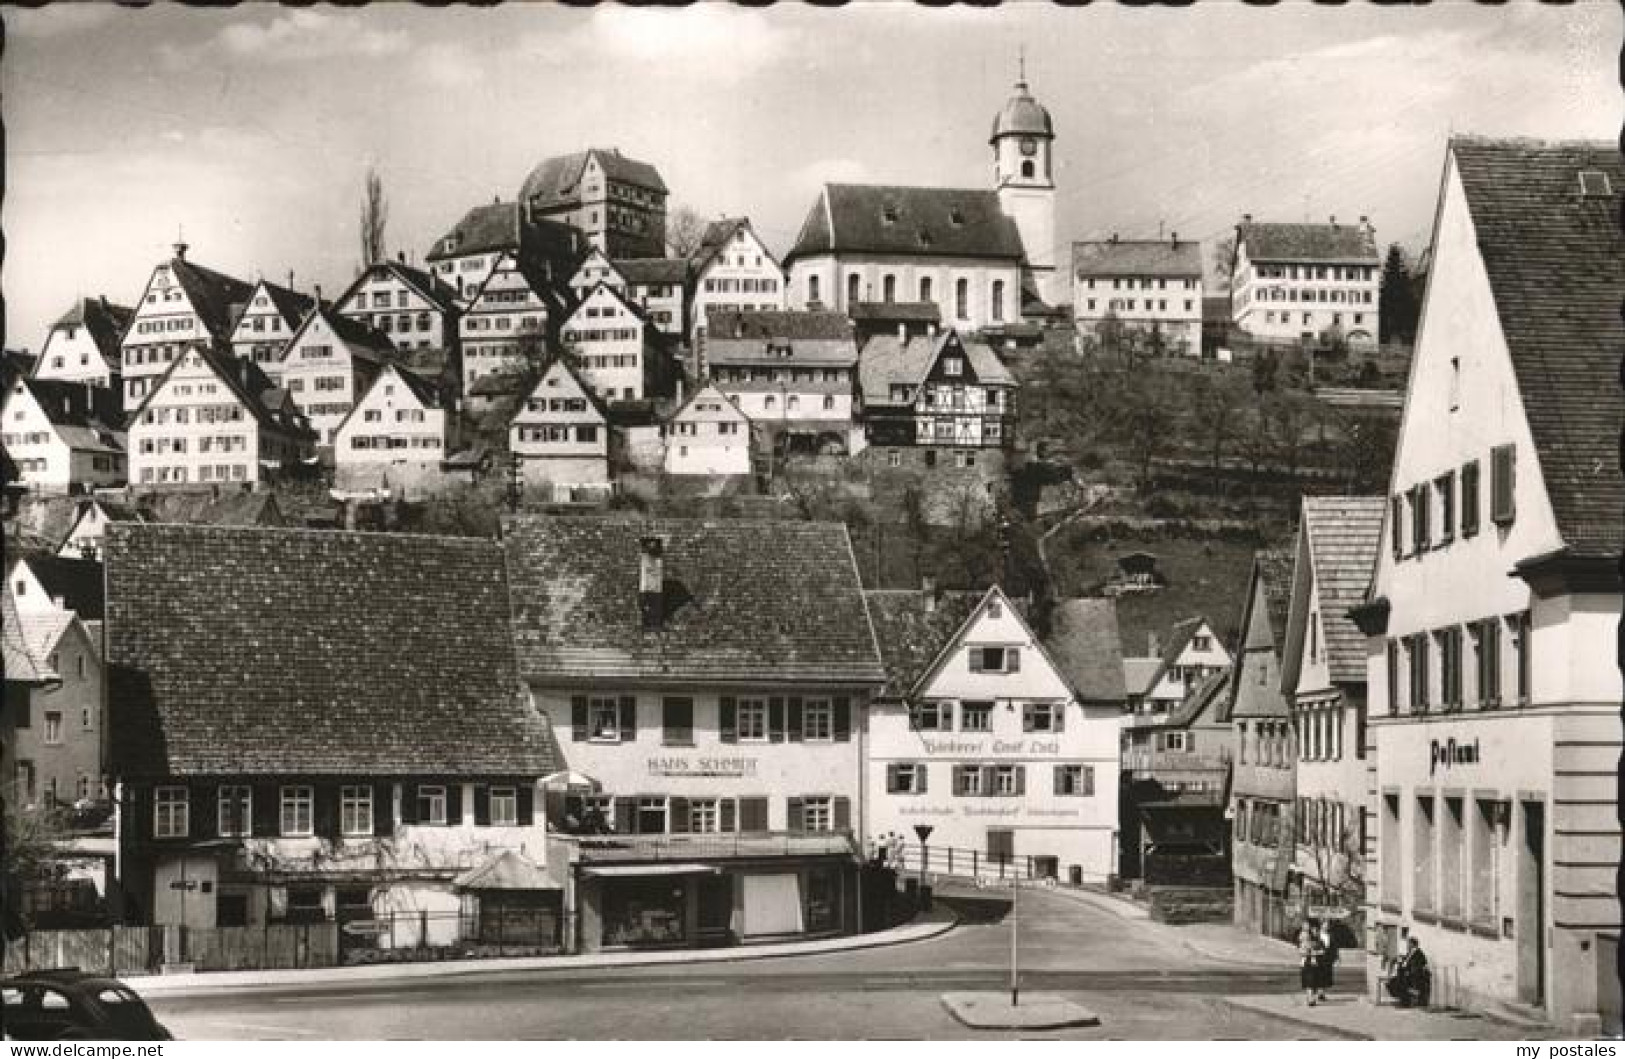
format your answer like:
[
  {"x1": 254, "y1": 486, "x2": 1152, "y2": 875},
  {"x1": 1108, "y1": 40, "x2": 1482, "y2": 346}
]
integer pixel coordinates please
[
  {"x1": 1230, "y1": 217, "x2": 1381, "y2": 351},
  {"x1": 127, "y1": 346, "x2": 314, "y2": 488},
  {"x1": 703, "y1": 310, "x2": 859, "y2": 456},
  {"x1": 277, "y1": 305, "x2": 396, "y2": 449},
  {"x1": 1, "y1": 378, "x2": 125, "y2": 494},
  {"x1": 866, "y1": 587, "x2": 1124, "y2": 883},
  {"x1": 510, "y1": 359, "x2": 610, "y2": 491},
  {"x1": 33, "y1": 297, "x2": 132, "y2": 390},
  {"x1": 458, "y1": 251, "x2": 558, "y2": 398},
  {"x1": 1072, "y1": 236, "x2": 1204, "y2": 355},
  {"x1": 334, "y1": 257, "x2": 461, "y2": 357},
  {"x1": 1124, "y1": 617, "x2": 1232, "y2": 716},
  {"x1": 663, "y1": 383, "x2": 750, "y2": 477},
  {"x1": 561, "y1": 283, "x2": 671, "y2": 404},
  {"x1": 1352, "y1": 138, "x2": 1623, "y2": 1035},
  {"x1": 425, "y1": 199, "x2": 583, "y2": 303},
  {"x1": 228, "y1": 278, "x2": 314, "y2": 370},
  {"x1": 688, "y1": 218, "x2": 787, "y2": 349},
  {"x1": 333, "y1": 365, "x2": 453, "y2": 498},
  {"x1": 119, "y1": 245, "x2": 256, "y2": 408}
]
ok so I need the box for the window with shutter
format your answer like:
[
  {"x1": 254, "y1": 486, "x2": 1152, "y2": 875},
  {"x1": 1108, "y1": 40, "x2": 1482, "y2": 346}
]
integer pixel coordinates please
[
  {"x1": 1460, "y1": 461, "x2": 1480, "y2": 537},
  {"x1": 719, "y1": 697, "x2": 737, "y2": 743},
  {"x1": 1491, "y1": 444, "x2": 1515, "y2": 524},
  {"x1": 719, "y1": 798, "x2": 737, "y2": 832},
  {"x1": 1391, "y1": 494, "x2": 1404, "y2": 557},
  {"x1": 473, "y1": 786, "x2": 492, "y2": 826},
  {"x1": 833, "y1": 697, "x2": 851, "y2": 741},
  {"x1": 618, "y1": 696, "x2": 637, "y2": 742},
  {"x1": 571, "y1": 695, "x2": 588, "y2": 742},
  {"x1": 1436, "y1": 472, "x2": 1456, "y2": 544}
]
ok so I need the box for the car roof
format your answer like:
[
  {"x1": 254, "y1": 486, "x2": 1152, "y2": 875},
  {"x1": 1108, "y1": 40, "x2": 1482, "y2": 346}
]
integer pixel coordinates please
[{"x1": 5, "y1": 970, "x2": 130, "y2": 991}]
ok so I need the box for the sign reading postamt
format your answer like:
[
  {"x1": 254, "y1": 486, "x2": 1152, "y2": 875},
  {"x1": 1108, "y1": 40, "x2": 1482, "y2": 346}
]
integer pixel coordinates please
[
  {"x1": 1428, "y1": 737, "x2": 1481, "y2": 777},
  {"x1": 647, "y1": 756, "x2": 759, "y2": 778}
]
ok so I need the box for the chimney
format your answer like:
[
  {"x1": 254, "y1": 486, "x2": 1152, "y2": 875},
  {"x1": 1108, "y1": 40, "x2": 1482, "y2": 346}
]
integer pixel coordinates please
[
  {"x1": 287, "y1": 270, "x2": 295, "y2": 292},
  {"x1": 1242, "y1": 213, "x2": 1253, "y2": 225},
  {"x1": 397, "y1": 251, "x2": 406, "y2": 264},
  {"x1": 1329, "y1": 215, "x2": 1338, "y2": 227},
  {"x1": 638, "y1": 535, "x2": 666, "y2": 629},
  {"x1": 314, "y1": 284, "x2": 323, "y2": 304},
  {"x1": 1148, "y1": 631, "x2": 1161, "y2": 657},
  {"x1": 921, "y1": 576, "x2": 937, "y2": 613},
  {"x1": 1170, "y1": 231, "x2": 1179, "y2": 246},
  {"x1": 173, "y1": 240, "x2": 188, "y2": 261},
  {"x1": 1109, "y1": 233, "x2": 1119, "y2": 245}
]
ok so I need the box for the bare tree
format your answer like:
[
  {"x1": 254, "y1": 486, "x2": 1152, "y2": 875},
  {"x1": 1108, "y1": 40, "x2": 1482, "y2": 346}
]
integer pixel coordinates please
[
  {"x1": 665, "y1": 204, "x2": 709, "y2": 259},
  {"x1": 360, "y1": 167, "x2": 389, "y2": 269},
  {"x1": 1186, "y1": 369, "x2": 1247, "y2": 484}
]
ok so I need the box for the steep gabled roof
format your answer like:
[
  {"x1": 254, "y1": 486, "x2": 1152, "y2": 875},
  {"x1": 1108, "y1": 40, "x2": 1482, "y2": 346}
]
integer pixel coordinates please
[
  {"x1": 518, "y1": 149, "x2": 668, "y2": 210},
  {"x1": 169, "y1": 255, "x2": 258, "y2": 341},
  {"x1": 138, "y1": 490, "x2": 284, "y2": 529},
  {"x1": 1449, "y1": 137, "x2": 1625, "y2": 560},
  {"x1": 1222, "y1": 548, "x2": 1295, "y2": 723},
  {"x1": 1236, "y1": 221, "x2": 1379, "y2": 264},
  {"x1": 515, "y1": 358, "x2": 611, "y2": 422},
  {"x1": 15, "y1": 380, "x2": 123, "y2": 449},
  {"x1": 858, "y1": 330, "x2": 1014, "y2": 405},
  {"x1": 106, "y1": 524, "x2": 559, "y2": 778},
  {"x1": 1299, "y1": 496, "x2": 1386, "y2": 684},
  {"x1": 285, "y1": 303, "x2": 396, "y2": 364},
  {"x1": 1073, "y1": 239, "x2": 1203, "y2": 279},
  {"x1": 1044, "y1": 598, "x2": 1128, "y2": 703},
  {"x1": 667, "y1": 382, "x2": 748, "y2": 425},
  {"x1": 612, "y1": 257, "x2": 689, "y2": 287},
  {"x1": 49, "y1": 297, "x2": 134, "y2": 368},
  {"x1": 16, "y1": 555, "x2": 105, "y2": 621},
  {"x1": 787, "y1": 185, "x2": 1026, "y2": 263},
  {"x1": 425, "y1": 201, "x2": 584, "y2": 268},
  {"x1": 132, "y1": 343, "x2": 314, "y2": 440},
  {"x1": 341, "y1": 260, "x2": 461, "y2": 316},
  {"x1": 2, "y1": 592, "x2": 46, "y2": 684},
  {"x1": 705, "y1": 310, "x2": 858, "y2": 368},
  {"x1": 862, "y1": 589, "x2": 982, "y2": 698},
  {"x1": 503, "y1": 516, "x2": 886, "y2": 686}
]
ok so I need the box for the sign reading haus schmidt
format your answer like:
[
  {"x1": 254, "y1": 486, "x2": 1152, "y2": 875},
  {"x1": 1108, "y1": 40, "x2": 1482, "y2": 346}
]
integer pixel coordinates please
[{"x1": 647, "y1": 756, "x2": 760, "y2": 778}]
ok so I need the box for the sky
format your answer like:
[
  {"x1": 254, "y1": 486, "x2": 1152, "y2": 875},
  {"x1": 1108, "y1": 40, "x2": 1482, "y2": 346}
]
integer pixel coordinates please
[{"x1": 3, "y1": 2, "x2": 1618, "y2": 352}]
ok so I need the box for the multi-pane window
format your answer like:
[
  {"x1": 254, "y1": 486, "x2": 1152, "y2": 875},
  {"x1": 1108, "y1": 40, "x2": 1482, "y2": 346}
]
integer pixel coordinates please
[
  {"x1": 154, "y1": 786, "x2": 189, "y2": 838},
  {"x1": 994, "y1": 765, "x2": 1019, "y2": 796},
  {"x1": 960, "y1": 701, "x2": 993, "y2": 732},
  {"x1": 969, "y1": 646, "x2": 1020, "y2": 673},
  {"x1": 281, "y1": 786, "x2": 315, "y2": 836},
  {"x1": 589, "y1": 697, "x2": 621, "y2": 742},
  {"x1": 802, "y1": 796, "x2": 834, "y2": 832},
  {"x1": 490, "y1": 787, "x2": 518, "y2": 826},
  {"x1": 737, "y1": 698, "x2": 768, "y2": 741},
  {"x1": 43, "y1": 712, "x2": 62, "y2": 745},
  {"x1": 887, "y1": 763, "x2": 926, "y2": 794},
  {"x1": 218, "y1": 785, "x2": 252, "y2": 837},
  {"x1": 689, "y1": 798, "x2": 720, "y2": 833},
  {"x1": 954, "y1": 765, "x2": 985, "y2": 796},
  {"x1": 1056, "y1": 764, "x2": 1094, "y2": 796},
  {"x1": 910, "y1": 700, "x2": 951, "y2": 731},
  {"x1": 341, "y1": 786, "x2": 374, "y2": 837},
  {"x1": 802, "y1": 699, "x2": 832, "y2": 741},
  {"x1": 416, "y1": 785, "x2": 447, "y2": 826},
  {"x1": 637, "y1": 797, "x2": 668, "y2": 834},
  {"x1": 1022, "y1": 702, "x2": 1059, "y2": 732}
]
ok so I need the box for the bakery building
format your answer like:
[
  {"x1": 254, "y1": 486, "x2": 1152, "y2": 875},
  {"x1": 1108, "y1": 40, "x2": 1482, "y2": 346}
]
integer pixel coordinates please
[
  {"x1": 504, "y1": 516, "x2": 885, "y2": 951},
  {"x1": 1352, "y1": 138, "x2": 1622, "y2": 1034}
]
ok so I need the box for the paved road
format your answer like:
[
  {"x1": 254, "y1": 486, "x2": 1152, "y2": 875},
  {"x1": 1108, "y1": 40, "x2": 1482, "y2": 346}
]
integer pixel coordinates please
[{"x1": 149, "y1": 888, "x2": 1359, "y2": 1040}]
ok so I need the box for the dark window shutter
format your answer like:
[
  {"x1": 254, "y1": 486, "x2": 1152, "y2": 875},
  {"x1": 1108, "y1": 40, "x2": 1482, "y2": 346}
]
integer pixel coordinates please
[
  {"x1": 886, "y1": 764, "x2": 899, "y2": 794},
  {"x1": 516, "y1": 785, "x2": 534, "y2": 826},
  {"x1": 787, "y1": 697, "x2": 803, "y2": 742},
  {"x1": 981, "y1": 765, "x2": 996, "y2": 797},
  {"x1": 618, "y1": 695, "x2": 636, "y2": 742},
  {"x1": 197, "y1": 785, "x2": 217, "y2": 840},
  {"x1": 374, "y1": 782, "x2": 395, "y2": 836},
  {"x1": 400, "y1": 783, "x2": 418, "y2": 825},
  {"x1": 1022, "y1": 704, "x2": 1034, "y2": 733},
  {"x1": 1054, "y1": 766, "x2": 1064, "y2": 796},
  {"x1": 969, "y1": 650, "x2": 984, "y2": 673},
  {"x1": 447, "y1": 784, "x2": 464, "y2": 826},
  {"x1": 786, "y1": 797, "x2": 805, "y2": 831},
  {"x1": 571, "y1": 696, "x2": 588, "y2": 742},
  {"x1": 1462, "y1": 461, "x2": 1480, "y2": 537},
  {"x1": 720, "y1": 696, "x2": 737, "y2": 743},
  {"x1": 1008, "y1": 648, "x2": 1021, "y2": 672},
  {"x1": 315, "y1": 785, "x2": 339, "y2": 839},
  {"x1": 720, "y1": 798, "x2": 736, "y2": 833},
  {"x1": 13, "y1": 699, "x2": 29, "y2": 728},
  {"x1": 917, "y1": 764, "x2": 928, "y2": 794},
  {"x1": 769, "y1": 697, "x2": 785, "y2": 743},
  {"x1": 614, "y1": 796, "x2": 635, "y2": 835},
  {"x1": 1084, "y1": 766, "x2": 1095, "y2": 797},
  {"x1": 474, "y1": 785, "x2": 491, "y2": 826},
  {"x1": 833, "y1": 697, "x2": 851, "y2": 742},
  {"x1": 663, "y1": 697, "x2": 693, "y2": 745},
  {"x1": 1052, "y1": 703, "x2": 1066, "y2": 732},
  {"x1": 1492, "y1": 444, "x2": 1516, "y2": 524},
  {"x1": 1015, "y1": 765, "x2": 1026, "y2": 796},
  {"x1": 740, "y1": 796, "x2": 767, "y2": 832},
  {"x1": 834, "y1": 797, "x2": 851, "y2": 831},
  {"x1": 952, "y1": 766, "x2": 966, "y2": 796},
  {"x1": 1391, "y1": 494, "x2": 1403, "y2": 557},
  {"x1": 670, "y1": 797, "x2": 690, "y2": 833}
]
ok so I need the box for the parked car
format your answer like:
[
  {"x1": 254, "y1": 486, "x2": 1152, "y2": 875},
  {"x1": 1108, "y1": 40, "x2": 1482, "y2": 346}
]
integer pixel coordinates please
[{"x1": 1, "y1": 969, "x2": 173, "y2": 1040}]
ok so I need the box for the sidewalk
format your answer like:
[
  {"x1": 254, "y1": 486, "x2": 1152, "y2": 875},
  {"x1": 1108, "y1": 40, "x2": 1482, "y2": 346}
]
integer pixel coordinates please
[
  {"x1": 1226, "y1": 994, "x2": 1556, "y2": 1041},
  {"x1": 1044, "y1": 884, "x2": 1150, "y2": 921},
  {"x1": 123, "y1": 911, "x2": 956, "y2": 998},
  {"x1": 1174, "y1": 922, "x2": 1300, "y2": 968}
]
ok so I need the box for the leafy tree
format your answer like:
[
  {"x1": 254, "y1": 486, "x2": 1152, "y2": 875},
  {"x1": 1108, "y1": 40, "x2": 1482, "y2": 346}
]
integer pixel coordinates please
[
  {"x1": 1263, "y1": 390, "x2": 1320, "y2": 479},
  {"x1": 665, "y1": 204, "x2": 709, "y2": 259},
  {"x1": 1251, "y1": 347, "x2": 1281, "y2": 396},
  {"x1": 1109, "y1": 367, "x2": 1179, "y2": 488},
  {"x1": 1209, "y1": 234, "x2": 1237, "y2": 291},
  {"x1": 1333, "y1": 413, "x2": 1398, "y2": 493},
  {"x1": 359, "y1": 167, "x2": 389, "y2": 269},
  {"x1": 1379, "y1": 243, "x2": 1419, "y2": 344},
  {"x1": 1186, "y1": 369, "x2": 1248, "y2": 484},
  {"x1": 3, "y1": 802, "x2": 72, "y2": 939}
]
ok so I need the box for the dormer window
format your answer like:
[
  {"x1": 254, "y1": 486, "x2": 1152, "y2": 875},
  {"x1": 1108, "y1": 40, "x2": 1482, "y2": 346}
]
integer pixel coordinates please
[
  {"x1": 882, "y1": 204, "x2": 899, "y2": 224},
  {"x1": 1579, "y1": 170, "x2": 1612, "y2": 197},
  {"x1": 949, "y1": 208, "x2": 966, "y2": 226}
]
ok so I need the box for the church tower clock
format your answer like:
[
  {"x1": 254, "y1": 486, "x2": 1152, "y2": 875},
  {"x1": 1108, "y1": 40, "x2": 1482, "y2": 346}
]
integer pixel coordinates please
[{"x1": 991, "y1": 58, "x2": 1060, "y2": 310}]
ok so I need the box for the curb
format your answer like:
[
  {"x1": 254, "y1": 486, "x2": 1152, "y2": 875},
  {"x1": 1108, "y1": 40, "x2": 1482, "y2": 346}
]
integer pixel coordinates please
[
  {"x1": 1179, "y1": 938, "x2": 1300, "y2": 970},
  {"x1": 1222, "y1": 998, "x2": 1373, "y2": 1041},
  {"x1": 127, "y1": 914, "x2": 959, "y2": 998}
]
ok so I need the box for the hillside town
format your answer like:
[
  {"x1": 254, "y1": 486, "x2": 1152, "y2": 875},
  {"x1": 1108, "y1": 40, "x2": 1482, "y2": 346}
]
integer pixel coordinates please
[{"x1": 2, "y1": 12, "x2": 1621, "y2": 1043}]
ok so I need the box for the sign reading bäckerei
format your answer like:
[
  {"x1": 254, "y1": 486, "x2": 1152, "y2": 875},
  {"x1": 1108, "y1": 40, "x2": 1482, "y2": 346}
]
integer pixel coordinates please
[
  {"x1": 647, "y1": 756, "x2": 758, "y2": 778},
  {"x1": 1429, "y1": 736, "x2": 1481, "y2": 777},
  {"x1": 919, "y1": 738, "x2": 1062, "y2": 756}
]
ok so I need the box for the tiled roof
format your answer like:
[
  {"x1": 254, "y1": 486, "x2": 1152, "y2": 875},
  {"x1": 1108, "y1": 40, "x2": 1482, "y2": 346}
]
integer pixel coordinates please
[
  {"x1": 298, "y1": 302, "x2": 395, "y2": 360},
  {"x1": 138, "y1": 490, "x2": 284, "y2": 528},
  {"x1": 2, "y1": 592, "x2": 45, "y2": 684},
  {"x1": 1300, "y1": 496, "x2": 1385, "y2": 683},
  {"x1": 705, "y1": 312, "x2": 858, "y2": 369},
  {"x1": 170, "y1": 255, "x2": 258, "y2": 341},
  {"x1": 692, "y1": 217, "x2": 760, "y2": 275},
  {"x1": 18, "y1": 556, "x2": 105, "y2": 621},
  {"x1": 858, "y1": 330, "x2": 1014, "y2": 405},
  {"x1": 787, "y1": 185, "x2": 1026, "y2": 263},
  {"x1": 850, "y1": 301, "x2": 942, "y2": 323},
  {"x1": 1073, "y1": 240, "x2": 1203, "y2": 278},
  {"x1": 425, "y1": 202, "x2": 583, "y2": 268},
  {"x1": 1167, "y1": 668, "x2": 1231, "y2": 729},
  {"x1": 50, "y1": 297, "x2": 134, "y2": 368},
  {"x1": 254, "y1": 280, "x2": 316, "y2": 330},
  {"x1": 705, "y1": 310, "x2": 855, "y2": 342},
  {"x1": 1451, "y1": 137, "x2": 1625, "y2": 560},
  {"x1": 1237, "y1": 221, "x2": 1379, "y2": 264},
  {"x1": 1044, "y1": 598, "x2": 1128, "y2": 702},
  {"x1": 862, "y1": 589, "x2": 980, "y2": 698},
  {"x1": 1255, "y1": 548, "x2": 1296, "y2": 651},
  {"x1": 133, "y1": 343, "x2": 314, "y2": 440},
  {"x1": 612, "y1": 257, "x2": 689, "y2": 287},
  {"x1": 18, "y1": 608, "x2": 75, "y2": 669},
  {"x1": 518, "y1": 149, "x2": 668, "y2": 210},
  {"x1": 19, "y1": 379, "x2": 123, "y2": 433},
  {"x1": 503, "y1": 516, "x2": 886, "y2": 686},
  {"x1": 105, "y1": 524, "x2": 559, "y2": 778},
  {"x1": 1123, "y1": 657, "x2": 1163, "y2": 698}
]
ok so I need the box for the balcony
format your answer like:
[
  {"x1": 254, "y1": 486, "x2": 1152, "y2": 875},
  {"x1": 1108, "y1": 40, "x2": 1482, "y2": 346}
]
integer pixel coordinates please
[{"x1": 554, "y1": 830, "x2": 860, "y2": 865}]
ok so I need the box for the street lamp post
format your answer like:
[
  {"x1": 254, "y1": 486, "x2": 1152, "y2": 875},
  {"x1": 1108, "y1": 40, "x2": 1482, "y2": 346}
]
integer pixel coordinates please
[{"x1": 1010, "y1": 871, "x2": 1020, "y2": 1007}]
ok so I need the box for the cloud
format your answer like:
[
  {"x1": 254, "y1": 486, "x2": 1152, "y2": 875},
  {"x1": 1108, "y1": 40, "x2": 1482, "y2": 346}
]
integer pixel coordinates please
[
  {"x1": 517, "y1": 6, "x2": 794, "y2": 83},
  {"x1": 787, "y1": 158, "x2": 875, "y2": 195},
  {"x1": 6, "y1": 5, "x2": 120, "y2": 39},
  {"x1": 214, "y1": 10, "x2": 411, "y2": 62},
  {"x1": 421, "y1": 43, "x2": 485, "y2": 89}
]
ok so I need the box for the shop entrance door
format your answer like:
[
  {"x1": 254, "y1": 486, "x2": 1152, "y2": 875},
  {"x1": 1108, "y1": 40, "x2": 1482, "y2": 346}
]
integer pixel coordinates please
[{"x1": 1517, "y1": 800, "x2": 1546, "y2": 1007}]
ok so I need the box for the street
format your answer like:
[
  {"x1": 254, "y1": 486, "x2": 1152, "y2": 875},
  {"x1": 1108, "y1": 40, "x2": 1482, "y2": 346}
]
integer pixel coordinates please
[{"x1": 148, "y1": 887, "x2": 1360, "y2": 1040}]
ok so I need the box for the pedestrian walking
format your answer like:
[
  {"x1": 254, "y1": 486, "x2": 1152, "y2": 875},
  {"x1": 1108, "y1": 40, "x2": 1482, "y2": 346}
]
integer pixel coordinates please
[
  {"x1": 1297, "y1": 920, "x2": 1324, "y2": 1006},
  {"x1": 1315, "y1": 919, "x2": 1340, "y2": 1000}
]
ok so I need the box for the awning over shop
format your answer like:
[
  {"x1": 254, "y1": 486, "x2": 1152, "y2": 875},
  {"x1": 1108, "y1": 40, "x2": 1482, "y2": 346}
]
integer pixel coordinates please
[{"x1": 581, "y1": 863, "x2": 721, "y2": 878}]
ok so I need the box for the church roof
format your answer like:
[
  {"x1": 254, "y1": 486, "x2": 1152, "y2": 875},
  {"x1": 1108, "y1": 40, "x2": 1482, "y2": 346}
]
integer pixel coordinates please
[
  {"x1": 990, "y1": 78, "x2": 1054, "y2": 142},
  {"x1": 787, "y1": 185, "x2": 1026, "y2": 264}
]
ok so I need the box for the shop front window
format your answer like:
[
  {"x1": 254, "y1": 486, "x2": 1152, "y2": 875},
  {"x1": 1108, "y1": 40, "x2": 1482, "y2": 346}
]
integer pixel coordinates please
[
  {"x1": 803, "y1": 868, "x2": 839, "y2": 934},
  {"x1": 602, "y1": 879, "x2": 687, "y2": 948},
  {"x1": 637, "y1": 796, "x2": 668, "y2": 834}
]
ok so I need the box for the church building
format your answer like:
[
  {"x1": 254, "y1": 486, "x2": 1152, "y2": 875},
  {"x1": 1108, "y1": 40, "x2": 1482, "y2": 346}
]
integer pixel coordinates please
[{"x1": 783, "y1": 66, "x2": 1063, "y2": 327}]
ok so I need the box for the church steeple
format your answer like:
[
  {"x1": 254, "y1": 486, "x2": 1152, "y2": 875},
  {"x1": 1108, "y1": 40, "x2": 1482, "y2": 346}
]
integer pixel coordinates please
[{"x1": 991, "y1": 54, "x2": 1060, "y2": 308}]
